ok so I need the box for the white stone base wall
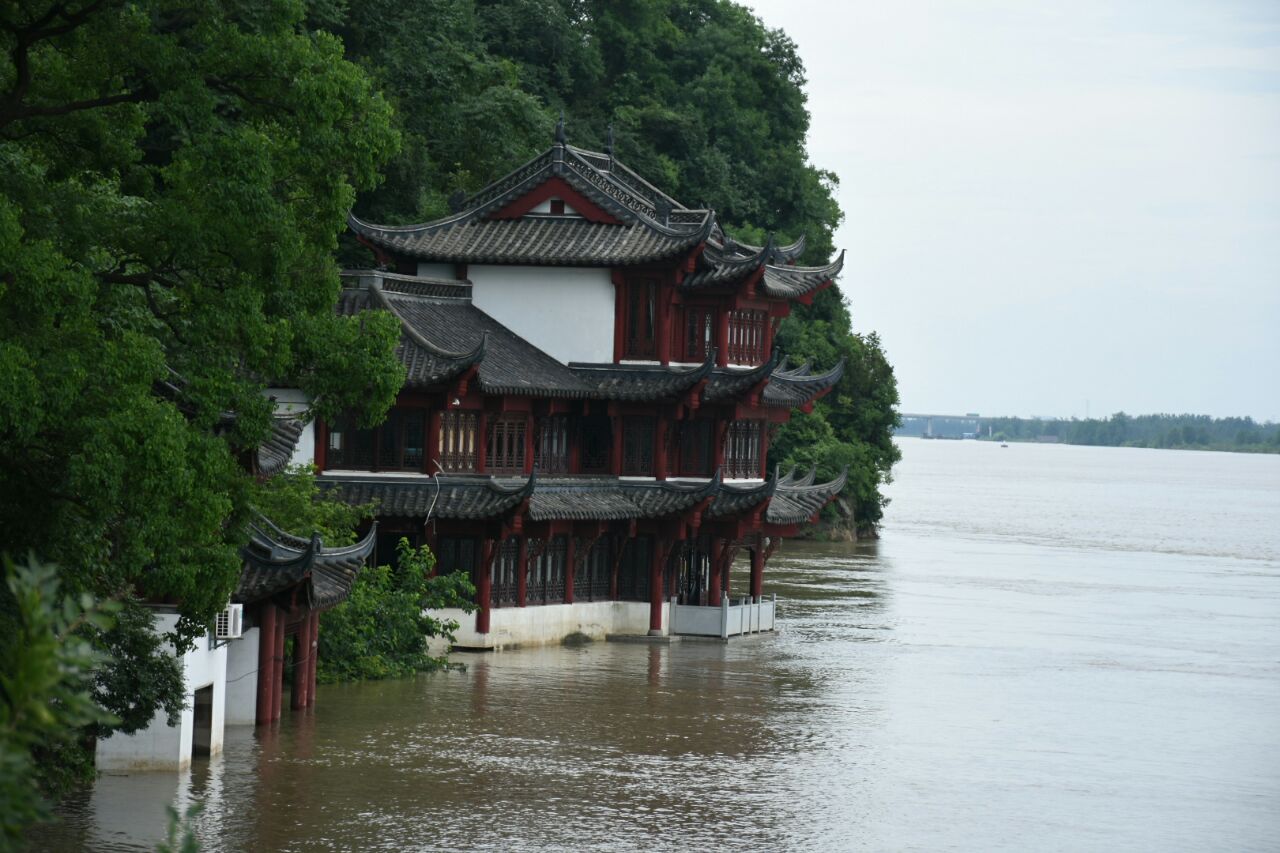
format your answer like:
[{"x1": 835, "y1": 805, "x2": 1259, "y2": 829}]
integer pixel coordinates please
[
  {"x1": 96, "y1": 612, "x2": 227, "y2": 772},
  {"x1": 431, "y1": 600, "x2": 666, "y2": 650},
  {"x1": 223, "y1": 626, "x2": 260, "y2": 726}
]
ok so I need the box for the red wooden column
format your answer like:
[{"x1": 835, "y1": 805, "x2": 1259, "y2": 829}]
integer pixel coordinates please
[
  {"x1": 654, "y1": 416, "x2": 669, "y2": 480},
  {"x1": 758, "y1": 424, "x2": 770, "y2": 479},
  {"x1": 271, "y1": 611, "x2": 286, "y2": 721},
  {"x1": 708, "y1": 540, "x2": 723, "y2": 604},
  {"x1": 610, "y1": 410, "x2": 623, "y2": 475},
  {"x1": 564, "y1": 536, "x2": 576, "y2": 604},
  {"x1": 648, "y1": 542, "x2": 665, "y2": 635},
  {"x1": 717, "y1": 308, "x2": 730, "y2": 367},
  {"x1": 306, "y1": 611, "x2": 320, "y2": 708},
  {"x1": 749, "y1": 545, "x2": 764, "y2": 601},
  {"x1": 516, "y1": 537, "x2": 528, "y2": 606},
  {"x1": 255, "y1": 604, "x2": 277, "y2": 726},
  {"x1": 657, "y1": 283, "x2": 673, "y2": 366},
  {"x1": 476, "y1": 540, "x2": 493, "y2": 634},
  {"x1": 291, "y1": 616, "x2": 311, "y2": 710},
  {"x1": 426, "y1": 409, "x2": 442, "y2": 473}
]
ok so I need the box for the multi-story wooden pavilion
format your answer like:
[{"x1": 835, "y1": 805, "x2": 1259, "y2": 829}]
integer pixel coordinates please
[{"x1": 313, "y1": 130, "x2": 847, "y2": 645}]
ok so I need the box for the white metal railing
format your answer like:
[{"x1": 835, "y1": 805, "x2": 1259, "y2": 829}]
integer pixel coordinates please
[{"x1": 669, "y1": 594, "x2": 777, "y2": 639}]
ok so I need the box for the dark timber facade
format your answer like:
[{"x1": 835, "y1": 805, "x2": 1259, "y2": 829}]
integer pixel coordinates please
[{"x1": 328, "y1": 134, "x2": 847, "y2": 642}]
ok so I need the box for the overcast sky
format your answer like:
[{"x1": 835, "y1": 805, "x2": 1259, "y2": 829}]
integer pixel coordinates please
[{"x1": 748, "y1": 1, "x2": 1280, "y2": 421}]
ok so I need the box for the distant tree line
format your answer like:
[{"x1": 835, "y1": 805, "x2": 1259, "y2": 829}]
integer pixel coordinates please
[{"x1": 984, "y1": 413, "x2": 1280, "y2": 453}]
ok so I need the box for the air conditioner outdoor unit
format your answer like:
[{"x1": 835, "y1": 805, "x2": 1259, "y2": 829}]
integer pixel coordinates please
[{"x1": 215, "y1": 603, "x2": 244, "y2": 640}]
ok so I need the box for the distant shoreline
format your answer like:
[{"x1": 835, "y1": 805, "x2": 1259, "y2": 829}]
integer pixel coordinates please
[{"x1": 897, "y1": 412, "x2": 1280, "y2": 454}]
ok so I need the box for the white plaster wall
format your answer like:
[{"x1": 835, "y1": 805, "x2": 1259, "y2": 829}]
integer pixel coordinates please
[
  {"x1": 96, "y1": 612, "x2": 227, "y2": 772},
  {"x1": 265, "y1": 387, "x2": 315, "y2": 468},
  {"x1": 416, "y1": 262, "x2": 456, "y2": 279},
  {"x1": 468, "y1": 265, "x2": 615, "y2": 364},
  {"x1": 432, "y1": 600, "x2": 664, "y2": 650},
  {"x1": 223, "y1": 626, "x2": 259, "y2": 726}
]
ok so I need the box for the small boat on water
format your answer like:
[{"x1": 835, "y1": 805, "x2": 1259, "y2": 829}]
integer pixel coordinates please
[{"x1": 1000, "y1": 441, "x2": 1009, "y2": 448}]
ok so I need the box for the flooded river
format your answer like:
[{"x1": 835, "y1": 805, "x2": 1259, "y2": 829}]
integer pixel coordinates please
[{"x1": 45, "y1": 439, "x2": 1280, "y2": 851}]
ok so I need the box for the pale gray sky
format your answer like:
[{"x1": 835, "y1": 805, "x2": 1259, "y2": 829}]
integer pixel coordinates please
[{"x1": 749, "y1": 1, "x2": 1280, "y2": 421}]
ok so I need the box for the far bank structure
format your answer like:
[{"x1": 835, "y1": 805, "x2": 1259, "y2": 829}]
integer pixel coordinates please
[{"x1": 97, "y1": 131, "x2": 847, "y2": 770}]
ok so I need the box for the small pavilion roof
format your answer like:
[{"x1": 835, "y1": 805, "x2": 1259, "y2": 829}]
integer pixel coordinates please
[
  {"x1": 762, "y1": 358, "x2": 845, "y2": 408},
  {"x1": 236, "y1": 516, "x2": 376, "y2": 610},
  {"x1": 766, "y1": 468, "x2": 848, "y2": 525}
]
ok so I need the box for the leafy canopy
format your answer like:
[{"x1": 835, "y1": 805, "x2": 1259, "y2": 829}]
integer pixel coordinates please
[{"x1": 0, "y1": 0, "x2": 404, "y2": 745}]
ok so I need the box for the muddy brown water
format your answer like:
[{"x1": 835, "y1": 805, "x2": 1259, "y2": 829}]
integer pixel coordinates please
[{"x1": 41, "y1": 439, "x2": 1280, "y2": 851}]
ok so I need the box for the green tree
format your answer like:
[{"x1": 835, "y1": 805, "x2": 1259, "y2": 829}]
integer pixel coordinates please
[
  {"x1": 0, "y1": 0, "x2": 403, "y2": 774},
  {"x1": 318, "y1": 538, "x2": 476, "y2": 682}
]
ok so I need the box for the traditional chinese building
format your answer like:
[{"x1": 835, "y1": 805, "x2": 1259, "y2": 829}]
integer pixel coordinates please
[{"x1": 309, "y1": 128, "x2": 847, "y2": 647}]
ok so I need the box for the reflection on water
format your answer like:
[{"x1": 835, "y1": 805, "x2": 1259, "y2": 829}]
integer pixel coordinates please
[{"x1": 42, "y1": 440, "x2": 1280, "y2": 851}]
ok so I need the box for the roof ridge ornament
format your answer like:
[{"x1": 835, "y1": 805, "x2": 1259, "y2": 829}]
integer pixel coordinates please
[
  {"x1": 555, "y1": 110, "x2": 566, "y2": 145},
  {"x1": 605, "y1": 123, "x2": 615, "y2": 167}
]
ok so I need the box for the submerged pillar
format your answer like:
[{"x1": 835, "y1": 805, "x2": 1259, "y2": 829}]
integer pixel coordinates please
[
  {"x1": 255, "y1": 604, "x2": 277, "y2": 726},
  {"x1": 271, "y1": 611, "x2": 286, "y2": 722},
  {"x1": 708, "y1": 541, "x2": 723, "y2": 605},
  {"x1": 291, "y1": 614, "x2": 311, "y2": 710},
  {"x1": 648, "y1": 543, "x2": 664, "y2": 635},
  {"x1": 306, "y1": 611, "x2": 320, "y2": 708},
  {"x1": 476, "y1": 540, "x2": 493, "y2": 634},
  {"x1": 749, "y1": 545, "x2": 764, "y2": 601}
]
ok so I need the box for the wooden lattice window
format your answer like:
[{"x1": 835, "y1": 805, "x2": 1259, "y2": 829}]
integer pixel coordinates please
[
  {"x1": 534, "y1": 415, "x2": 569, "y2": 474},
  {"x1": 492, "y1": 538, "x2": 520, "y2": 606},
  {"x1": 582, "y1": 537, "x2": 612, "y2": 601},
  {"x1": 684, "y1": 307, "x2": 715, "y2": 362},
  {"x1": 617, "y1": 537, "x2": 651, "y2": 602},
  {"x1": 622, "y1": 417, "x2": 655, "y2": 476},
  {"x1": 678, "y1": 419, "x2": 714, "y2": 477},
  {"x1": 725, "y1": 420, "x2": 763, "y2": 479},
  {"x1": 436, "y1": 537, "x2": 479, "y2": 587},
  {"x1": 580, "y1": 414, "x2": 612, "y2": 474},
  {"x1": 487, "y1": 416, "x2": 527, "y2": 475},
  {"x1": 624, "y1": 279, "x2": 658, "y2": 359},
  {"x1": 377, "y1": 410, "x2": 427, "y2": 471},
  {"x1": 326, "y1": 421, "x2": 374, "y2": 470},
  {"x1": 727, "y1": 309, "x2": 767, "y2": 365},
  {"x1": 439, "y1": 411, "x2": 478, "y2": 473},
  {"x1": 528, "y1": 536, "x2": 567, "y2": 604}
]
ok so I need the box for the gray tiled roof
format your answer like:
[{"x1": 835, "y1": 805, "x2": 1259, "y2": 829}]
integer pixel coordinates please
[
  {"x1": 763, "y1": 358, "x2": 845, "y2": 408},
  {"x1": 766, "y1": 468, "x2": 848, "y2": 525},
  {"x1": 323, "y1": 475, "x2": 535, "y2": 520},
  {"x1": 707, "y1": 477, "x2": 776, "y2": 518},
  {"x1": 379, "y1": 284, "x2": 592, "y2": 398},
  {"x1": 349, "y1": 144, "x2": 715, "y2": 267},
  {"x1": 528, "y1": 473, "x2": 722, "y2": 522},
  {"x1": 256, "y1": 417, "x2": 305, "y2": 477},
  {"x1": 236, "y1": 517, "x2": 375, "y2": 609},
  {"x1": 703, "y1": 350, "x2": 782, "y2": 403},
  {"x1": 568, "y1": 354, "x2": 714, "y2": 401}
]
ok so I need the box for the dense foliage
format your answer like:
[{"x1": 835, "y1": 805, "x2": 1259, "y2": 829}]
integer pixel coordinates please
[
  {"x1": 323, "y1": 0, "x2": 899, "y2": 533},
  {"x1": 317, "y1": 538, "x2": 476, "y2": 683},
  {"x1": 0, "y1": 0, "x2": 402, "y2": 774},
  {"x1": 983, "y1": 413, "x2": 1280, "y2": 453},
  {"x1": 0, "y1": 557, "x2": 118, "y2": 844}
]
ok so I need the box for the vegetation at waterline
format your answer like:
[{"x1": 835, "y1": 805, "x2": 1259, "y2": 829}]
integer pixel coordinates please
[
  {"x1": 318, "y1": 539, "x2": 476, "y2": 683},
  {"x1": 326, "y1": 0, "x2": 901, "y2": 535},
  {"x1": 984, "y1": 413, "x2": 1280, "y2": 453}
]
